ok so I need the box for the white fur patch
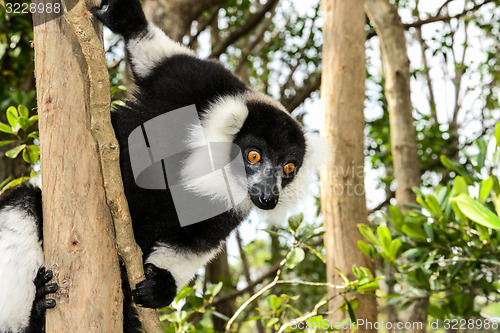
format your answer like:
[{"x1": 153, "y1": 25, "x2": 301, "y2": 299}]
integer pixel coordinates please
[
  {"x1": 180, "y1": 96, "x2": 252, "y2": 213},
  {"x1": 145, "y1": 243, "x2": 223, "y2": 290},
  {"x1": 198, "y1": 96, "x2": 250, "y2": 144},
  {"x1": 0, "y1": 208, "x2": 43, "y2": 332},
  {"x1": 127, "y1": 23, "x2": 195, "y2": 78}
]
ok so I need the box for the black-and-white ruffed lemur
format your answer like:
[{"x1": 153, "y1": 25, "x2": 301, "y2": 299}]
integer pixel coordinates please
[{"x1": 0, "y1": 0, "x2": 320, "y2": 331}]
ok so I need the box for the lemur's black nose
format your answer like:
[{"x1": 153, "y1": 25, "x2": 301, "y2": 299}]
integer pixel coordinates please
[{"x1": 258, "y1": 194, "x2": 278, "y2": 209}]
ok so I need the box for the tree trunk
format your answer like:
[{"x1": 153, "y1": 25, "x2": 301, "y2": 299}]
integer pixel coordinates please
[
  {"x1": 33, "y1": 1, "x2": 123, "y2": 331},
  {"x1": 364, "y1": 0, "x2": 426, "y2": 331},
  {"x1": 205, "y1": 245, "x2": 235, "y2": 332},
  {"x1": 320, "y1": 0, "x2": 377, "y2": 331}
]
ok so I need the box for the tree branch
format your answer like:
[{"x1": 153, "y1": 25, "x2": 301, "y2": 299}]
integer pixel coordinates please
[
  {"x1": 210, "y1": 0, "x2": 280, "y2": 58},
  {"x1": 234, "y1": 11, "x2": 274, "y2": 76},
  {"x1": 280, "y1": 72, "x2": 322, "y2": 113},
  {"x1": 366, "y1": 0, "x2": 493, "y2": 39},
  {"x1": 188, "y1": 5, "x2": 221, "y2": 48},
  {"x1": 76, "y1": 4, "x2": 163, "y2": 332}
]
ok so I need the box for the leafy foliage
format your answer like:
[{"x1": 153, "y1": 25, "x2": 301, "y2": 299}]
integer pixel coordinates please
[{"x1": 360, "y1": 124, "x2": 500, "y2": 320}]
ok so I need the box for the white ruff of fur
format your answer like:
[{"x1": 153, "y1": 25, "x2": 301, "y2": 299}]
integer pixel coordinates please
[
  {"x1": 127, "y1": 23, "x2": 195, "y2": 78},
  {"x1": 0, "y1": 208, "x2": 43, "y2": 332},
  {"x1": 180, "y1": 94, "x2": 324, "y2": 222},
  {"x1": 146, "y1": 242, "x2": 224, "y2": 291},
  {"x1": 180, "y1": 96, "x2": 252, "y2": 214}
]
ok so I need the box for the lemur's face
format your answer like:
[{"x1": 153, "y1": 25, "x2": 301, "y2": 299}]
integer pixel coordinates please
[{"x1": 233, "y1": 103, "x2": 306, "y2": 210}]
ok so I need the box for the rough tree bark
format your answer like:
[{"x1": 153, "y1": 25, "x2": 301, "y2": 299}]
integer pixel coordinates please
[
  {"x1": 34, "y1": 1, "x2": 162, "y2": 332},
  {"x1": 320, "y1": 0, "x2": 377, "y2": 330},
  {"x1": 364, "y1": 0, "x2": 426, "y2": 331},
  {"x1": 33, "y1": 0, "x2": 123, "y2": 331}
]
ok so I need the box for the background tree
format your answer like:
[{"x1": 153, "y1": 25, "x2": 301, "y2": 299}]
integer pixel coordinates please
[
  {"x1": 364, "y1": 0, "x2": 425, "y2": 330},
  {"x1": 320, "y1": 0, "x2": 378, "y2": 329}
]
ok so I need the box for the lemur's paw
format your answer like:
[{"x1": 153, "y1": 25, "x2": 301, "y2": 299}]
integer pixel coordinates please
[
  {"x1": 32, "y1": 266, "x2": 58, "y2": 316},
  {"x1": 91, "y1": 0, "x2": 148, "y2": 39},
  {"x1": 132, "y1": 263, "x2": 177, "y2": 309}
]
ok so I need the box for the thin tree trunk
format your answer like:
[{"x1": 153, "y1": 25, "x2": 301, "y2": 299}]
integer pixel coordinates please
[
  {"x1": 205, "y1": 245, "x2": 235, "y2": 332},
  {"x1": 33, "y1": 1, "x2": 122, "y2": 331},
  {"x1": 364, "y1": 0, "x2": 426, "y2": 331},
  {"x1": 320, "y1": 0, "x2": 377, "y2": 331}
]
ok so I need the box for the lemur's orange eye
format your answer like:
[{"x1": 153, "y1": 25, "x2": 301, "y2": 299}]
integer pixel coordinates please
[
  {"x1": 247, "y1": 151, "x2": 261, "y2": 163},
  {"x1": 284, "y1": 163, "x2": 295, "y2": 174}
]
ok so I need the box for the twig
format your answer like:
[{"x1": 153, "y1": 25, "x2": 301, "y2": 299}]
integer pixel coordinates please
[
  {"x1": 366, "y1": 0, "x2": 493, "y2": 39},
  {"x1": 367, "y1": 192, "x2": 395, "y2": 214},
  {"x1": 188, "y1": 5, "x2": 221, "y2": 48},
  {"x1": 224, "y1": 258, "x2": 286, "y2": 332},
  {"x1": 210, "y1": 0, "x2": 280, "y2": 58},
  {"x1": 234, "y1": 11, "x2": 274, "y2": 76},
  {"x1": 399, "y1": 257, "x2": 500, "y2": 274},
  {"x1": 280, "y1": 72, "x2": 322, "y2": 113}
]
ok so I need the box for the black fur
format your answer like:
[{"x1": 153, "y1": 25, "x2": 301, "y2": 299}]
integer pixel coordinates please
[
  {"x1": 0, "y1": 185, "x2": 57, "y2": 333},
  {"x1": 0, "y1": 184, "x2": 43, "y2": 240}
]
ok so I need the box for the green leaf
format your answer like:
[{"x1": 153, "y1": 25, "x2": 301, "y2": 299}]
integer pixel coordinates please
[
  {"x1": 357, "y1": 240, "x2": 374, "y2": 259},
  {"x1": 416, "y1": 196, "x2": 432, "y2": 214},
  {"x1": 377, "y1": 226, "x2": 392, "y2": 253},
  {"x1": 0, "y1": 177, "x2": 12, "y2": 191},
  {"x1": 206, "y1": 282, "x2": 223, "y2": 298},
  {"x1": 1, "y1": 176, "x2": 30, "y2": 192},
  {"x1": 27, "y1": 131, "x2": 39, "y2": 140},
  {"x1": 5, "y1": 144, "x2": 26, "y2": 159},
  {"x1": 356, "y1": 281, "x2": 379, "y2": 292},
  {"x1": 285, "y1": 247, "x2": 305, "y2": 269},
  {"x1": 6, "y1": 106, "x2": 20, "y2": 132},
  {"x1": 441, "y1": 155, "x2": 474, "y2": 184},
  {"x1": 389, "y1": 239, "x2": 402, "y2": 260},
  {"x1": 423, "y1": 224, "x2": 435, "y2": 242},
  {"x1": 332, "y1": 266, "x2": 350, "y2": 285},
  {"x1": 357, "y1": 224, "x2": 380, "y2": 246},
  {"x1": 475, "y1": 139, "x2": 487, "y2": 169},
  {"x1": 342, "y1": 297, "x2": 357, "y2": 323},
  {"x1": 18, "y1": 105, "x2": 29, "y2": 118},
  {"x1": 174, "y1": 286, "x2": 194, "y2": 303},
  {"x1": 495, "y1": 122, "x2": 500, "y2": 147},
  {"x1": 18, "y1": 118, "x2": 30, "y2": 132},
  {"x1": 260, "y1": 229, "x2": 286, "y2": 238},
  {"x1": 452, "y1": 176, "x2": 469, "y2": 195},
  {"x1": 0, "y1": 122, "x2": 13, "y2": 134},
  {"x1": 402, "y1": 247, "x2": 426, "y2": 259},
  {"x1": 0, "y1": 140, "x2": 16, "y2": 147},
  {"x1": 266, "y1": 295, "x2": 282, "y2": 310},
  {"x1": 401, "y1": 224, "x2": 427, "y2": 241},
  {"x1": 111, "y1": 85, "x2": 127, "y2": 95},
  {"x1": 303, "y1": 241, "x2": 325, "y2": 263},
  {"x1": 481, "y1": 302, "x2": 500, "y2": 321},
  {"x1": 479, "y1": 176, "x2": 494, "y2": 203},
  {"x1": 451, "y1": 194, "x2": 500, "y2": 230},
  {"x1": 288, "y1": 213, "x2": 303, "y2": 232},
  {"x1": 265, "y1": 318, "x2": 279, "y2": 328},
  {"x1": 389, "y1": 205, "x2": 404, "y2": 227},
  {"x1": 425, "y1": 195, "x2": 443, "y2": 218},
  {"x1": 22, "y1": 145, "x2": 39, "y2": 164}
]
